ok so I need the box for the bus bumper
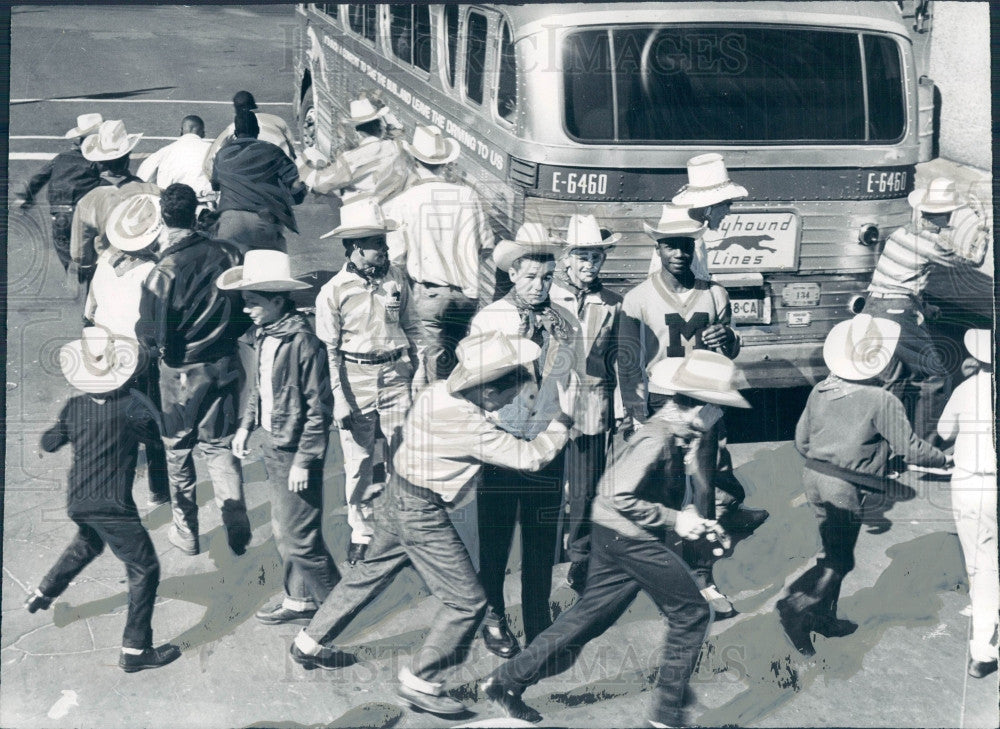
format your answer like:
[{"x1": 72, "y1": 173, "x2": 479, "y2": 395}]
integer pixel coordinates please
[{"x1": 734, "y1": 341, "x2": 828, "y2": 389}]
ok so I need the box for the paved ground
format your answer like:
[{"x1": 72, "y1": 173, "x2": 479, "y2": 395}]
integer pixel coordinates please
[{"x1": 2, "y1": 6, "x2": 997, "y2": 729}]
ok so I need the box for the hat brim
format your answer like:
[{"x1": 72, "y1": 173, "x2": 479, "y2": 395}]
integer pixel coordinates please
[
  {"x1": 822, "y1": 318, "x2": 901, "y2": 382},
  {"x1": 60, "y1": 337, "x2": 140, "y2": 394},
  {"x1": 648, "y1": 366, "x2": 750, "y2": 408},
  {"x1": 107, "y1": 228, "x2": 161, "y2": 253},
  {"x1": 565, "y1": 233, "x2": 621, "y2": 250},
  {"x1": 403, "y1": 137, "x2": 461, "y2": 165},
  {"x1": 907, "y1": 188, "x2": 961, "y2": 213},
  {"x1": 643, "y1": 220, "x2": 706, "y2": 239},
  {"x1": 672, "y1": 183, "x2": 748, "y2": 208},
  {"x1": 216, "y1": 266, "x2": 311, "y2": 292},
  {"x1": 343, "y1": 108, "x2": 386, "y2": 125},
  {"x1": 319, "y1": 219, "x2": 401, "y2": 240},
  {"x1": 446, "y1": 362, "x2": 521, "y2": 394},
  {"x1": 494, "y1": 240, "x2": 563, "y2": 272},
  {"x1": 964, "y1": 329, "x2": 992, "y2": 364},
  {"x1": 81, "y1": 132, "x2": 143, "y2": 161}
]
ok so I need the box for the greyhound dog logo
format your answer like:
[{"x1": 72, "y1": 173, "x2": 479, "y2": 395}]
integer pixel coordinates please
[{"x1": 710, "y1": 234, "x2": 779, "y2": 253}]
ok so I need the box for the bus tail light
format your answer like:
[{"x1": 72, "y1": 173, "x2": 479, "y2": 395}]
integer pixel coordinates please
[{"x1": 857, "y1": 223, "x2": 880, "y2": 246}]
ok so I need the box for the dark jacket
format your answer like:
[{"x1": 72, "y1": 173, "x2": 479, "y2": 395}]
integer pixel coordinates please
[
  {"x1": 212, "y1": 137, "x2": 305, "y2": 232},
  {"x1": 137, "y1": 231, "x2": 251, "y2": 366},
  {"x1": 22, "y1": 147, "x2": 102, "y2": 208},
  {"x1": 41, "y1": 391, "x2": 160, "y2": 520},
  {"x1": 239, "y1": 312, "x2": 333, "y2": 468}
]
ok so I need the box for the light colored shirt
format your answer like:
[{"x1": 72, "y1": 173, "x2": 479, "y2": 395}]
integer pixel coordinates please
[
  {"x1": 204, "y1": 111, "x2": 297, "y2": 177},
  {"x1": 258, "y1": 335, "x2": 279, "y2": 432},
  {"x1": 383, "y1": 167, "x2": 494, "y2": 299},
  {"x1": 70, "y1": 179, "x2": 161, "y2": 265},
  {"x1": 137, "y1": 134, "x2": 213, "y2": 197},
  {"x1": 85, "y1": 247, "x2": 156, "y2": 337},
  {"x1": 335, "y1": 136, "x2": 409, "y2": 202},
  {"x1": 938, "y1": 370, "x2": 996, "y2": 476},
  {"x1": 393, "y1": 381, "x2": 571, "y2": 502},
  {"x1": 868, "y1": 220, "x2": 959, "y2": 297}
]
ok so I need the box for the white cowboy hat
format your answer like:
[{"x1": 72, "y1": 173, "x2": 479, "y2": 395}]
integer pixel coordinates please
[
  {"x1": 65, "y1": 113, "x2": 103, "y2": 139},
  {"x1": 494, "y1": 222, "x2": 564, "y2": 272},
  {"x1": 907, "y1": 177, "x2": 962, "y2": 213},
  {"x1": 403, "y1": 124, "x2": 461, "y2": 165},
  {"x1": 446, "y1": 331, "x2": 542, "y2": 394},
  {"x1": 563, "y1": 213, "x2": 620, "y2": 249},
  {"x1": 60, "y1": 327, "x2": 141, "y2": 394},
  {"x1": 105, "y1": 193, "x2": 163, "y2": 252},
  {"x1": 342, "y1": 97, "x2": 387, "y2": 125},
  {"x1": 216, "y1": 249, "x2": 310, "y2": 292},
  {"x1": 672, "y1": 153, "x2": 748, "y2": 208},
  {"x1": 643, "y1": 204, "x2": 707, "y2": 240},
  {"x1": 823, "y1": 314, "x2": 901, "y2": 382},
  {"x1": 964, "y1": 328, "x2": 992, "y2": 365},
  {"x1": 81, "y1": 120, "x2": 143, "y2": 161},
  {"x1": 648, "y1": 350, "x2": 750, "y2": 408},
  {"x1": 320, "y1": 196, "x2": 400, "y2": 239}
]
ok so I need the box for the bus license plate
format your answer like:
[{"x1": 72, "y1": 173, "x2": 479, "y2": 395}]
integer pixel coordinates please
[
  {"x1": 731, "y1": 297, "x2": 769, "y2": 324},
  {"x1": 781, "y1": 282, "x2": 821, "y2": 307}
]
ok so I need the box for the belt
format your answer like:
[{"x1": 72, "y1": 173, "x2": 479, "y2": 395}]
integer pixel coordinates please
[
  {"x1": 391, "y1": 473, "x2": 448, "y2": 507},
  {"x1": 416, "y1": 280, "x2": 462, "y2": 290},
  {"x1": 867, "y1": 291, "x2": 915, "y2": 300},
  {"x1": 339, "y1": 348, "x2": 405, "y2": 365}
]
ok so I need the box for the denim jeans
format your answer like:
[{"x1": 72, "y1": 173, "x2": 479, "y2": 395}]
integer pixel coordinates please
[
  {"x1": 493, "y1": 523, "x2": 710, "y2": 721},
  {"x1": 215, "y1": 209, "x2": 287, "y2": 256},
  {"x1": 411, "y1": 282, "x2": 478, "y2": 381},
  {"x1": 261, "y1": 438, "x2": 339, "y2": 609},
  {"x1": 39, "y1": 516, "x2": 160, "y2": 650},
  {"x1": 564, "y1": 432, "x2": 610, "y2": 564},
  {"x1": 51, "y1": 210, "x2": 74, "y2": 272},
  {"x1": 305, "y1": 475, "x2": 486, "y2": 685}
]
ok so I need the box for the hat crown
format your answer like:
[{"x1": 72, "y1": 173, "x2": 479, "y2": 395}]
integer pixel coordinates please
[
  {"x1": 73, "y1": 113, "x2": 103, "y2": 135},
  {"x1": 657, "y1": 204, "x2": 697, "y2": 228},
  {"x1": 348, "y1": 98, "x2": 379, "y2": 119},
  {"x1": 97, "y1": 120, "x2": 129, "y2": 151},
  {"x1": 673, "y1": 350, "x2": 737, "y2": 390},
  {"x1": 81, "y1": 328, "x2": 116, "y2": 374},
  {"x1": 924, "y1": 177, "x2": 958, "y2": 206},
  {"x1": 411, "y1": 125, "x2": 448, "y2": 158},
  {"x1": 964, "y1": 328, "x2": 992, "y2": 364},
  {"x1": 242, "y1": 250, "x2": 295, "y2": 282},
  {"x1": 686, "y1": 153, "x2": 731, "y2": 189},
  {"x1": 513, "y1": 222, "x2": 556, "y2": 245},
  {"x1": 118, "y1": 195, "x2": 160, "y2": 237},
  {"x1": 823, "y1": 314, "x2": 901, "y2": 381},
  {"x1": 339, "y1": 196, "x2": 388, "y2": 235},
  {"x1": 453, "y1": 331, "x2": 540, "y2": 380},
  {"x1": 565, "y1": 214, "x2": 605, "y2": 247}
]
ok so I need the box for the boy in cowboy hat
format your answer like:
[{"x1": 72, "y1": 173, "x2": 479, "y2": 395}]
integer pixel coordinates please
[
  {"x1": 314, "y1": 196, "x2": 422, "y2": 565},
  {"x1": 24, "y1": 328, "x2": 181, "y2": 673},
  {"x1": 291, "y1": 331, "x2": 578, "y2": 717},
  {"x1": 937, "y1": 329, "x2": 997, "y2": 678},
  {"x1": 85, "y1": 192, "x2": 170, "y2": 506},
  {"x1": 204, "y1": 90, "x2": 298, "y2": 179},
  {"x1": 482, "y1": 349, "x2": 742, "y2": 729},
  {"x1": 548, "y1": 213, "x2": 625, "y2": 591},
  {"x1": 18, "y1": 113, "x2": 104, "y2": 273},
  {"x1": 467, "y1": 223, "x2": 582, "y2": 657},
  {"x1": 70, "y1": 120, "x2": 157, "y2": 288},
  {"x1": 866, "y1": 176, "x2": 990, "y2": 442},
  {"x1": 382, "y1": 124, "x2": 494, "y2": 381},
  {"x1": 212, "y1": 107, "x2": 307, "y2": 255},
  {"x1": 778, "y1": 314, "x2": 951, "y2": 657},
  {"x1": 219, "y1": 251, "x2": 340, "y2": 626}
]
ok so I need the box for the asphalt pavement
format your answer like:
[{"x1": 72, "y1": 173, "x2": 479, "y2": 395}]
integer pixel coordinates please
[{"x1": 2, "y1": 6, "x2": 997, "y2": 729}]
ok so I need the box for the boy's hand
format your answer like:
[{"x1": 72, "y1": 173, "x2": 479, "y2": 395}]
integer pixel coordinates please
[
  {"x1": 674, "y1": 505, "x2": 708, "y2": 540},
  {"x1": 333, "y1": 398, "x2": 354, "y2": 430},
  {"x1": 701, "y1": 324, "x2": 734, "y2": 350},
  {"x1": 288, "y1": 465, "x2": 309, "y2": 493},
  {"x1": 232, "y1": 428, "x2": 251, "y2": 459}
]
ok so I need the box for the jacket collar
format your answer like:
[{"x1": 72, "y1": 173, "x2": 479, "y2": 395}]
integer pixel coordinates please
[{"x1": 255, "y1": 311, "x2": 311, "y2": 341}]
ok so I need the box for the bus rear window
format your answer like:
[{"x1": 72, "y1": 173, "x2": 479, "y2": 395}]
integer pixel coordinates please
[{"x1": 563, "y1": 26, "x2": 906, "y2": 144}]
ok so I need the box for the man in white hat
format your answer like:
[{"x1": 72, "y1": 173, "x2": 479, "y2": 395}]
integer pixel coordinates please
[
  {"x1": 219, "y1": 251, "x2": 339, "y2": 627},
  {"x1": 779, "y1": 314, "x2": 950, "y2": 657},
  {"x1": 548, "y1": 213, "x2": 625, "y2": 591},
  {"x1": 467, "y1": 223, "x2": 582, "y2": 657},
  {"x1": 70, "y1": 120, "x2": 157, "y2": 288},
  {"x1": 24, "y1": 328, "x2": 181, "y2": 673},
  {"x1": 937, "y1": 329, "x2": 997, "y2": 679},
  {"x1": 18, "y1": 113, "x2": 104, "y2": 273},
  {"x1": 136, "y1": 184, "x2": 253, "y2": 557},
  {"x1": 138, "y1": 115, "x2": 213, "y2": 199},
  {"x1": 291, "y1": 331, "x2": 577, "y2": 718},
  {"x1": 382, "y1": 124, "x2": 494, "y2": 381},
  {"x1": 866, "y1": 176, "x2": 990, "y2": 442},
  {"x1": 481, "y1": 350, "x2": 740, "y2": 729},
  {"x1": 314, "y1": 196, "x2": 423, "y2": 565},
  {"x1": 84, "y1": 192, "x2": 170, "y2": 506},
  {"x1": 203, "y1": 90, "x2": 298, "y2": 179}
]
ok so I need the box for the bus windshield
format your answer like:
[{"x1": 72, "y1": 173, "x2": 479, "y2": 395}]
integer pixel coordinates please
[{"x1": 563, "y1": 25, "x2": 905, "y2": 145}]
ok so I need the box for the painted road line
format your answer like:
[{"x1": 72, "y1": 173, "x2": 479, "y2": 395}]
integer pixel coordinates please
[
  {"x1": 11, "y1": 98, "x2": 292, "y2": 106},
  {"x1": 11, "y1": 152, "x2": 151, "y2": 160},
  {"x1": 11, "y1": 135, "x2": 178, "y2": 141}
]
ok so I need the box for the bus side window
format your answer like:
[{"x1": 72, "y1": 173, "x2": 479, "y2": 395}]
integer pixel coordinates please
[
  {"x1": 443, "y1": 4, "x2": 459, "y2": 88},
  {"x1": 465, "y1": 10, "x2": 488, "y2": 105},
  {"x1": 390, "y1": 4, "x2": 431, "y2": 72},
  {"x1": 497, "y1": 19, "x2": 516, "y2": 122},
  {"x1": 347, "y1": 3, "x2": 376, "y2": 44}
]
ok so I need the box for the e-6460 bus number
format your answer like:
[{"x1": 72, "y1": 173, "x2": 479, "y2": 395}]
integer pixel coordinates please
[{"x1": 551, "y1": 171, "x2": 609, "y2": 196}]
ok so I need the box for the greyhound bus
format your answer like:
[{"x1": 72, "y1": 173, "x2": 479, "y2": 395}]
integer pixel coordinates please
[{"x1": 292, "y1": 3, "x2": 930, "y2": 388}]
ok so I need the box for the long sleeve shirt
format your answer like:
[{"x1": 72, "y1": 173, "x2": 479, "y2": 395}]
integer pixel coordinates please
[
  {"x1": 937, "y1": 370, "x2": 996, "y2": 476},
  {"x1": 85, "y1": 247, "x2": 157, "y2": 337},
  {"x1": 211, "y1": 137, "x2": 305, "y2": 232},
  {"x1": 137, "y1": 133, "x2": 213, "y2": 197},
  {"x1": 70, "y1": 175, "x2": 160, "y2": 267},
  {"x1": 204, "y1": 112, "x2": 297, "y2": 178},
  {"x1": 333, "y1": 136, "x2": 410, "y2": 203},
  {"x1": 22, "y1": 146, "x2": 101, "y2": 208},
  {"x1": 393, "y1": 381, "x2": 572, "y2": 502}
]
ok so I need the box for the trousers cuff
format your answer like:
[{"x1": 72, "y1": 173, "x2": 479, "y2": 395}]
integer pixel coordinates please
[
  {"x1": 283, "y1": 596, "x2": 316, "y2": 612},
  {"x1": 398, "y1": 665, "x2": 442, "y2": 696},
  {"x1": 294, "y1": 630, "x2": 322, "y2": 656}
]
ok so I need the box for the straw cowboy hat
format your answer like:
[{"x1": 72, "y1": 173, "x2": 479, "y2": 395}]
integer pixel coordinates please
[
  {"x1": 320, "y1": 196, "x2": 400, "y2": 239},
  {"x1": 403, "y1": 124, "x2": 461, "y2": 165},
  {"x1": 493, "y1": 222, "x2": 564, "y2": 272},
  {"x1": 216, "y1": 250, "x2": 310, "y2": 292},
  {"x1": 672, "y1": 153, "x2": 748, "y2": 208},
  {"x1": 643, "y1": 204, "x2": 707, "y2": 240},
  {"x1": 81, "y1": 120, "x2": 143, "y2": 162},
  {"x1": 342, "y1": 97, "x2": 387, "y2": 125},
  {"x1": 105, "y1": 193, "x2": 163, "y2": 253},
  {"x1": 446, "y1": 331, "x2": 542, "y2": 394},
  {"x1": 907, "y1": 177, "x2": 962, "y2": 213},
  {"x1": 563, "y1": 213, "x2": 620, "y2": 249},
  {"x1": 60, "y1": 327, "x2": 141, "y2": 394},
  {"x1": 648, "y1": 350, "x2": 750, "y2": 408},
  {"x1": 822, "y1": 314, "x2": 901, "y2": 381},
  {"x1": 65, "y1": 113, "x2": 103, "y2": 139},
  {"x1": 964, "y1": 328, "x2": 992, "y2": 365}
]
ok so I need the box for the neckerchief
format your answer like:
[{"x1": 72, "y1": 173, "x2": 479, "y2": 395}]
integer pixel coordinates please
[
  {"x1": 555, "y1": 270, "x2": 602, "y2": 316},
  {"x1": 259, "y1": 311, "x2": 295, "y2": 339},
  {"x1": 108, "y1": 247, "x2": 157, "y2": 276},
  {"x1": 346, "y1": 260, "x2": 389, "y2": 288},
  {"x1": 506, "y1": 290, "x2": 572, "y2": 344}
]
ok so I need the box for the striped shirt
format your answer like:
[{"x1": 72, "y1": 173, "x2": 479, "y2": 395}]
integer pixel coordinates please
[
  {"x1": 383, "y1": 167, "x2": 494, "y2": 299},
  {"x1": 868, "y1": 222, "x2": 958, "y2": 296},
  {"x1": 393, "y1": 381, "x2": 572, "y2": 502}
]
